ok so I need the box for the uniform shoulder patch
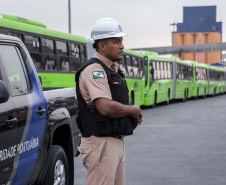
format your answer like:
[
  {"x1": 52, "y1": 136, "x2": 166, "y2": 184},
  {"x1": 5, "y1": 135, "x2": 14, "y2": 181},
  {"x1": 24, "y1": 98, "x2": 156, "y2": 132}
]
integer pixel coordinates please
[{"x1": 93, "y1": 71, "x2": 105, "y2": 79}]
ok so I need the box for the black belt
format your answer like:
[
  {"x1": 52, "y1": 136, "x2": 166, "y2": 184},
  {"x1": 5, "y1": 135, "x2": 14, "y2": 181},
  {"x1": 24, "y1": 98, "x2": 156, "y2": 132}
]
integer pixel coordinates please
[{"x1": 115, "y1": 136, "x2": 123, "y2": 139}]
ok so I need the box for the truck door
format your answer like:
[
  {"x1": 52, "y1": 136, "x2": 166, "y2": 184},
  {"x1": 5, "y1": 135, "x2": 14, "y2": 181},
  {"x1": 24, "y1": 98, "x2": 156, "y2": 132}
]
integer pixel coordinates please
[
  {"x1": 0, "y1": 63, "x2": 17, "y2": 185},
  {"x1": 0, "y1": 45, "x2": 47, "y2": 184}
]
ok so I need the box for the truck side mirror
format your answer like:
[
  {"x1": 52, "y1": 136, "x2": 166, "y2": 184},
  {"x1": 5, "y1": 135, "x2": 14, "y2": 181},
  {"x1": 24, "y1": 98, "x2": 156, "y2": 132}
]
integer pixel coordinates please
[{"x1": 0, "y1": 80, "x2": 9, "y2": 103}]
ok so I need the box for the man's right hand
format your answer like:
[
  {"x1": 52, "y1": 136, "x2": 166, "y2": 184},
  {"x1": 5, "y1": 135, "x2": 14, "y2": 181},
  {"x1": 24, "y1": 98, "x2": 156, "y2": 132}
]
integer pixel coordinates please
[
  {"x1": 94, "y1": 98, "x2": 142, "y2": 125},
  {"x1": 130, "y1": 105, "x2": 142, "y2": 125}
]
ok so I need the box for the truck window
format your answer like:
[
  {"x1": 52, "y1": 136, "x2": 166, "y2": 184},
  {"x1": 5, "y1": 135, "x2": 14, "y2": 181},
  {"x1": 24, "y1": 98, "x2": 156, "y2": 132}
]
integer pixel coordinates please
[{"x1": 0, "y1": 45, "x2": 29, "y2": 96}]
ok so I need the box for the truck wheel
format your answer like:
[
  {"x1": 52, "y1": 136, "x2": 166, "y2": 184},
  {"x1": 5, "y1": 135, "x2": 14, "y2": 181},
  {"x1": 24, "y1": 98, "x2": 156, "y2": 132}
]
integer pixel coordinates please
[{"x1": 44, "y1": 145, "x2": 69, "y2": 185}]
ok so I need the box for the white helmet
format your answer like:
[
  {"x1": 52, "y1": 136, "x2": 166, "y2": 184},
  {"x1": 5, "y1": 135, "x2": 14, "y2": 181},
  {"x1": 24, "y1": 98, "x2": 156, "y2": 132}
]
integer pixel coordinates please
[{"x1": 91, "y1": 18, "x2": 127, "y2": 41}]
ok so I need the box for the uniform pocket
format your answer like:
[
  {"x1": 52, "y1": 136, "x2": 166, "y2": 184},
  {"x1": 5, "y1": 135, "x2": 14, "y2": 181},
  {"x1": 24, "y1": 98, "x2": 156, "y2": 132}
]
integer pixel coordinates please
[{"x1": 79, "y1": 147, "x2": 93, "y2": 171}]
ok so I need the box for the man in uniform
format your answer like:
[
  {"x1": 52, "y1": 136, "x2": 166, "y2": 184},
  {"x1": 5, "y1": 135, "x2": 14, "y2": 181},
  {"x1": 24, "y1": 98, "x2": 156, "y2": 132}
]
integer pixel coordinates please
[{"x1": 75, "y1": 18, "x2": 142, "y2": 185}]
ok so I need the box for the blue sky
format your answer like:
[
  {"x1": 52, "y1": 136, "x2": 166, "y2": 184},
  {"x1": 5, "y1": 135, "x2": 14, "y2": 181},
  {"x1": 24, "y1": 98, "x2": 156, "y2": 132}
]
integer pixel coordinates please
[{"x1": 0, "y1": 0, "x2": 225, "y2": 49}]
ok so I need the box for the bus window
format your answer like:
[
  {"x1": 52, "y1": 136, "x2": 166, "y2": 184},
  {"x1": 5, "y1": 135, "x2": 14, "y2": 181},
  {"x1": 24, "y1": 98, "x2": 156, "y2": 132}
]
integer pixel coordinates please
[
  {"x1": 152, "y1": 61, "x2": 156, "y2": 80},
  {"x1": 59, "y1": 57, "x2": 70, "y2": 72},
  {"x1": 42, "y1": 38, "x2": 54, "y2": 54},
  {"x1": 24, "y1": 35, "x2": 40, "y2": 53},
  {"x1": 80, "y1": 45, "x2": 86, "y2": 65},
  {"x1": 70, "y1": 58, "x2": 80, "y2": 72},
  {"x1": 189, "y1": 67, "x2": 193, "y2": 80},
  {"x1": 178, "y1": 64, "x2": 181, "y2": 79},
  {"x1": 69, "y1": 43, "x2": 79, "y2": 57},
  {"x1": 164, "y1": 62, "x2": 167, "y2": 79},
  {"x1": 70, "y1": 43, "x2": 80, "y2": 72},
  {"x1": 119, "y1": 57, "x2": 126, "y2": 74},
  {"x1": 160, "y1": 61, "x2": 164, "y2": 79},
  {"x1": 167, "y1": 63, "x2": 170, "y2": 78},
  {"x1": 44, "y1": 55, "x2": 57, "y2": 71},
  {"x1": 126, "y1": 55, "x2": 133, "y2": 78},
  {"x1": 30, "y1": 53, "x2": 42, "y2": 70},
  {"x1": 183, "y1": 66, "x2": 187, "y2": 80},
  {"x1": 156, "y1": 61, "x2": 160, "y2": 79},
  {"x1": 138, "y1": 58, "x2": 143, "y2": 78},
  {"x1": 195, "y1": 69, "x2": 197, "y2": 80},
  {"x1": 56, "y1": 41, "x2": 68, "y2": 56},
  {"x1": 8, "y1": 31, "x2": 23, "y2": 40},
  {"x1": 132, "y1": 57, "x2": 138, "y2": 78}
]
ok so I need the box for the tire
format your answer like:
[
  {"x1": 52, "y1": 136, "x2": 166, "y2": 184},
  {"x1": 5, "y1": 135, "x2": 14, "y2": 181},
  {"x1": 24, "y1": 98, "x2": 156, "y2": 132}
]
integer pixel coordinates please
[
  {"x1": 44, "y1": 145, "x2": 69, "y2": 185},
  {"x1": 213, "y1": 89, "x2": 216, "y2": 97},
  {"x1": 203, "y1": 89, "x2": 206, "y2": 99},
  {"x1": 152, "y1": 94, "x2": 156, "y2": 108},
  {"x1": 195, "y1": 89, "x2": 198, "y2": 100},
  {"x1": 165, "y1": 91, "x2": 170, "y2": 105},
  {"x1": 182, "y1": 90, "x2": 187, "y2": 102}
]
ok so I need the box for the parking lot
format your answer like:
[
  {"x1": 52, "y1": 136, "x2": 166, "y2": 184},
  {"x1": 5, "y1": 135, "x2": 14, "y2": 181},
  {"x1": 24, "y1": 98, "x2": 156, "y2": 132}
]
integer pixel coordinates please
[{"x1": 74, "y1": 95, "x2": 226, "y2": 185}]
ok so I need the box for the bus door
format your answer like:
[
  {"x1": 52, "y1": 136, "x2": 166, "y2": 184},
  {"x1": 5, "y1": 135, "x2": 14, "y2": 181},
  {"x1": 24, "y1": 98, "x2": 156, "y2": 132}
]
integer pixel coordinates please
[
  {"x1": 207, "y1": 68, "x2": 210, "y2": 94},
  {"x1": 224, "y1": 71, "x2": 226, "y2": 92},
  {"x1": 172, "y1": 60, "x2": 176, "y2": 99},
  {"x1": 143, "y1": 56, "x2": 148, "y2": 89},
  {"x1": 149, "y1": 60, "x2": 154, "y2": 87}
]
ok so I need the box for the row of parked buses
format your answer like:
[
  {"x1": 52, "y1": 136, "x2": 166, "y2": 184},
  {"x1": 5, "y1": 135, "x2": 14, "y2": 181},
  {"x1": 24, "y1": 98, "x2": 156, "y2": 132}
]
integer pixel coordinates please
[{"x1": 0, "y1": 14, "x2": 225, "y2": 107}]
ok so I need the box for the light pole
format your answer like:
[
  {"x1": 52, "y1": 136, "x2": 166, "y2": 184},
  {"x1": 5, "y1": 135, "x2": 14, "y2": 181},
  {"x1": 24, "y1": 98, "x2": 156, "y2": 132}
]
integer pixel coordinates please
[
  {"x1": 68, "y1": 0, "x2": 71, "y2": 33},
  {"x1": 169, "y1": 22, "x2": 177, "y2": 46},
  {"x1": 196, "y1": 39, "x2": 200, "y2": 62}
]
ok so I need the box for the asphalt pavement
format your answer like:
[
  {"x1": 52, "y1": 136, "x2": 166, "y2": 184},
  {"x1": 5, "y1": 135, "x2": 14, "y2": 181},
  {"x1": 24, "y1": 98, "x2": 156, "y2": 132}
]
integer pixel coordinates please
[{"x1": 74, "y1": 94, "x2": 226, "y2": 185}]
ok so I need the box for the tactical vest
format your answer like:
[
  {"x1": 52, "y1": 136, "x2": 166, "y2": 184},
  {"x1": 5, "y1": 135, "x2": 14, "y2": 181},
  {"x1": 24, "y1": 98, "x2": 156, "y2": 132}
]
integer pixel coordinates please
[{"x1": 75, "y1": 58, "x2": 137, "y2": 137}]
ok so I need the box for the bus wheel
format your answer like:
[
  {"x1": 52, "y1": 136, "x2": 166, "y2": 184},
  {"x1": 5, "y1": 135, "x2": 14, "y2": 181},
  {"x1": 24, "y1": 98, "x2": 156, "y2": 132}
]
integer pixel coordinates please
[
  {"x1": 213, "y1": 89, "x2": 216, "y2": 97},
  {"x1": 183, "y1": 90, "x2": 187, "y2": 102},
  {"x1": 129, "y1": 93, "x2": 134, "y2": 105},
  {"x1": 195, "y1": 90, "x2": 198, "y2": 100},
  {"x1": 152, "y1": 93, "x2": 157, "y2": 108},
  {"x1": 44, "y1": 145, "x2": 69, "y2": 185},
  {"x1": 165, "y1": 91, "x2": 170, "y2": 105}
]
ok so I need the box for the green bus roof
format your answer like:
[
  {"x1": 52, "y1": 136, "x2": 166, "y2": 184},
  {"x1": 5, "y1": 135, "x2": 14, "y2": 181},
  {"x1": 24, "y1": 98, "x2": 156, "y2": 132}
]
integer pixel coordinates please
[
  {"x1": 144, "y1": 51, "x2": 159, "y2": 56},
  {"x1": 0, "y1": 15, "x2": 87, "y2": 43},
  {"x1": 3, "y1": 14, "x2": 47, "y2": 28},
  {"x1": 218, "y1": 67, "x2": 225, "y2": 72},
  {"x1": 123, "y1": 48, "x2": 144, "y2": 58},
  {"x1": 208, "y1": 65, "x2": 220, "y2": 71},
  {"x1": 149, "y1": 55, "x2": 174, "y2": 62}
]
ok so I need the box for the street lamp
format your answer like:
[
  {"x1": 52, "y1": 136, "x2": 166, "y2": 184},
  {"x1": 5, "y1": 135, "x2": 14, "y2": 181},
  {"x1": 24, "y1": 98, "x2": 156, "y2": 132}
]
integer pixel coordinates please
[
  {"x1": 196, "y1": 39, "x2": 200, "y2": 62},
  {"x1": 68, "y1": 0, "x2": 71, "y2": 33},
  {"x1": 169, "y1": 22, "x2": 177, "y2": 46}
]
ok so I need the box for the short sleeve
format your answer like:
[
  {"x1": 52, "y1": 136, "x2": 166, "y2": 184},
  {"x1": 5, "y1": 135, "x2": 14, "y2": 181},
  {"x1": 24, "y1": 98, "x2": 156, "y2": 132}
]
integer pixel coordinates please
[{"x1": 79, "y1": 64, "x2": 112, "y2": 102}]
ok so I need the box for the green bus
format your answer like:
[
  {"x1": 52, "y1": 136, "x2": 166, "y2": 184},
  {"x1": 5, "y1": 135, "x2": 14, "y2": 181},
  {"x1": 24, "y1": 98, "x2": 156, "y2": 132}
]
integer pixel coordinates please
[
  {"x1": 224, "y1": 68, "x2": 226, "y2": 93},
  {"x1": 118, "y1": 49, "x2": 145, "y2": 106},
  {"x1": 142, "y1": 51, "x2": 174, "y2": 107},
  {"x1": 189, "y1": 61, "x2": 209, "y2": 99},
  {"x1": 172, "y1": 58, "x2": 193, "y2": 101},
  {"x1": 218, "y1": 67, "x2": 225, "y2": 94},
  {"x1": 141, "y1": 52, "x2": 194, "y2": 107},
  {"x1": 0, "y1": 14, "x2": 91, "y2": 90},
  {"x1": 207, "y1": 65, "x2": 221, "y2": 96}
]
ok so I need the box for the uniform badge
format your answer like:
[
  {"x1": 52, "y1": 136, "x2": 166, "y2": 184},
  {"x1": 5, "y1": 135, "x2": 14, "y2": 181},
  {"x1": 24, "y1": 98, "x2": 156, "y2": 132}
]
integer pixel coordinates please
[{"x1": 93, "y1": 71, "x2": 105, "y2": 79}]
